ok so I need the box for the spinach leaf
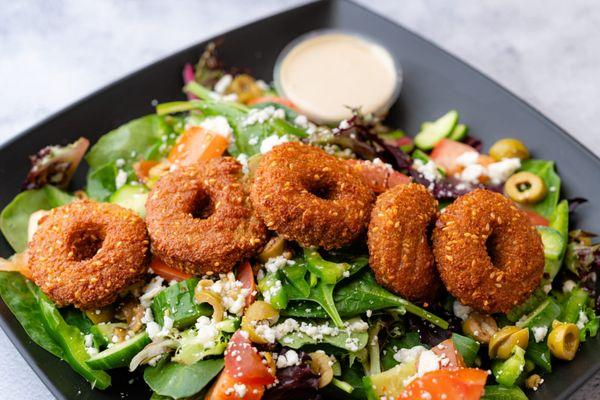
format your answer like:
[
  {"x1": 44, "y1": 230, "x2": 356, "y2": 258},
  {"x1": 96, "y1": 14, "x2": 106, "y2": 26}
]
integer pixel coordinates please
[
  {"x1": 151, "y1": 278, "x2": 211, "y2": 329},
  {"x1": 287, "y1": 279, "x2": 344, "y2": 328},
  {"x1": 283, "y1": 271, "x2": 448, "y2": 329},
  {"x1": 0, "y1": 272, "x2": 64, "y2": 358},
  {"x1": 61, "y1": 308, "x2": 93, "y2": 335},
  {"x1": 277, "y1": 321, "x2": 368, "y2": 351},
  {"x1": 519, "y1": 160, "x2": 561, "y2": 218},
  {"x1": 0, "y1": 185, "x2": 73, "y2": 252},
  {"x1": 85, "y1": 162, "x2": 118, "y2": 201},
  {"x1": 144, "y1": 357, "x2": 224, "y2": 399},
  {"x1": 86, "y1": 114, "x2": 173, "y2": 170},
  {"x1": 34, "y1": 285, "x2": 111, "y2": 389}
]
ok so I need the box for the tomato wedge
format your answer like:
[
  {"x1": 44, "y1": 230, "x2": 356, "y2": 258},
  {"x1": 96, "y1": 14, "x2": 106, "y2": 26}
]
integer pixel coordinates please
[
  {"x1": 400, "y1": 368, "x2": 488, "y2": 400},
  {"x1": 431, "y1": 339, "x2": 466, "y2": 370},
  {"x1": 247, "y1": 96, "x2": 298, "y2": 112},
  {"x1": 346, "y1": 159, "x2": 411, "y2": 194},
  {"x1": 133, "y1": 159, "x2": 160, "y2": 183},
  {"x1": 204, "y1": 370, "x2": 265, "y2": 400},
  {"x1": 236, "y1": 260, "x2": 256, "y2": 307},
  {"x1": 149, "y1": 257, "x2": 192, "y2": 282},
  {"x1": 225, "y1": 331, "x2": 276, "y2": 385},
  {"x1": 523, "y1": 209, "x2": 549, "y2": 226},
  {"x1": 430, "y1": 139, "x2": 494, "y2": 175},
  {"x1": 168, "y1": 126, "x2": 229, "y2": 166}
]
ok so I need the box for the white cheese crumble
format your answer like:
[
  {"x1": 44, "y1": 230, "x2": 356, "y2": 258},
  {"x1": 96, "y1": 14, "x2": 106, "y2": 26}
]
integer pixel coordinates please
[
  {"x1": 486, "y1": 158, "x2": 521, "y2": 185},
  {"x1": 276, "y1": 349, "x2": 301, "y2": 369},
  {"x1": 577, "y1": 310, "x2": 589, "y2": 330},
  {"x1": 393, "y1": 345, "x2": 427, "y2": 364},
  {"x1": 140, "y1": 276, "x2": 166, "y2": 308},
  {"x1": 84, "y1": 334, "x2": 98, "y2": 356},
  {"x1": 243, "y1": 106, "x2": 285, "y2": 126},
  {"x1": 232, "y1": 383, "x2": 247, "y2": 398},
  {"x1": 413, "y1": 159, "x2": 442, "y2": 186},
  {"x1": 266, "y1": 318, "x2": 368, "y2": 345},
  {"x1": 214, "y1": 74, "x2": 232, "y2": 94},
  {"x1": 294, "y1": 115, "x2": 309, "y2": 129},
  {"x1": 532, "y1": 326, "x2": 548, "y2": 343},
  {"x1": 264, "y1": 255, "x2": 295, "y2": 274},
  {"x1": 562, "y1": 280, "x2": 577, "y2": 293},
  {"x1": 115, "y1": 169, "x2": 128, "y2": 190},
  {"x1": 454, "y1": 151, "x2": 520, "y2": 185},
  {"x1": 338, "y1": 119, "x2": 351, "y2": 130},
  {"x1": 199, "y1": 116, "x2": 233, "y2": 138},
  {"x1": 453, "y1": 301, "x2": 472, "y2": 321},
  {"x1": 237, "y1": 153, "x2": 249, "y2": 174},
  {"x1": 197, "y1": 273, "x2": 249, "y2": 316},
  {"x1": 417, "y1": 350, "x2": 441, "y2": 376},
  {"x1": 193, "y1": 316, "x2": 220, "y2": 348},
  {"x1": 345, "y1": 337, "x2": 360, "y2": 352},
  {"x1": 259, "y1": 134, "x2": 290, "y2": 154}
]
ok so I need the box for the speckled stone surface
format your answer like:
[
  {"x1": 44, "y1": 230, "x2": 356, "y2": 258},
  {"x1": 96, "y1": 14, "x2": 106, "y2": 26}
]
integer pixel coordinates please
[{"x1": 0, "y1": 1, "x2": 598, "y2": 398}]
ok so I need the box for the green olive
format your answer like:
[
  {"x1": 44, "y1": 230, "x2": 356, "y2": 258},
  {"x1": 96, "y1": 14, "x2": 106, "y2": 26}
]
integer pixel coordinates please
[
  {"x1": 226, "y1": 74, "x2": 263, "y2": 103},
  {"x1": 489, "y1": 138, "x2": 530, "y2": 161},
  {"x1": 257, "y1": 236, "x2": 287, "y2": 263},
  {"x1": 462, "y1": 312, "x2": 498, "y2": 344},
  {"x1": 504, "y1": 171, "x2": 547, "y2": 204},
  {"x1": 488, "y1": 326, "x2": 529, "y2": 359},
  {"x1": 548, "y1": 320, "x2": 580, "y2": 361}
]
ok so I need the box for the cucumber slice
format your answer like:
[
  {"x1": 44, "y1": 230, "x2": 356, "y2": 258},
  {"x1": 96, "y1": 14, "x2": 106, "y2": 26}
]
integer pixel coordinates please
[
  {"x1": 537, "y1": 226, "x2": 566, "y2": 283},
  {"x1": 109, "y1": 184, "x2": 149, "y2": 217},
  {"x1": 90, "y1": 322, "x2": 128, "y2": 347},
  {"x1": 363, "y1": 360, "x2": 417, "y2": 399},
  {"x1": 448, "y1": 124, "x2": 468, "y2": 141},
  {"x1": 537, "y1": 226, "x2": 564, "y2": 261},
  {"x1": 414, "y1": 110, "x2": 459, "y2": 150},
  {"x1": 86, "y1": 332, "x2": 150, "y2": 370}
]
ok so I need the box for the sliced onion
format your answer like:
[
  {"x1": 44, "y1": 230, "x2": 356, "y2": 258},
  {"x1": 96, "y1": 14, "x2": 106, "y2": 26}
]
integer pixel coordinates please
[{"x1": 129, "y1": 339, "x2": 178, "y2": 371}]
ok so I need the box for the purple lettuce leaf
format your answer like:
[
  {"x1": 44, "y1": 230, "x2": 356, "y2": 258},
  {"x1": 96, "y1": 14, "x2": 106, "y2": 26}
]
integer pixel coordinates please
[{"x1": 22, "y1": 137, "x2": 89, "y2": 190}]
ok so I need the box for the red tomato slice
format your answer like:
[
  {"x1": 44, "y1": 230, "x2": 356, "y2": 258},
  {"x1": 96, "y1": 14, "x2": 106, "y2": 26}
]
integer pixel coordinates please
[
  {"x1": 523, "y1": 209, "x2": 549, "y2": 226},
  {"x1": 431, "y1": 339, "x2": 466, "y2": 370},
  {"x1": 133, "y1": 159, "x2": 160, "y2": 183},
  {"x1": 236, "y1": 260, "x2": 256, "y2": 307},
  {"x1": 400, "y1": 368, "x2": 488, "y2": 400},
  {"x1": 388, "y1": 170, "x2": 412, "y2": 188},
  {"x1": 247, "y1": 96, "x2": 299, "y2": 112},
  {"x1": 225, "y1": 331, "x2": 275, "y2": 385},
  {"x1": 168, "y1": 126, "x2": 229, "y2": 166},
  {"x1": 150, "y1": 257, "x2": 192, "y2": 282},
  {"x1": 204, "y1": 370, "x2": 265, "y2": 400},
  {"x1": 346, "y1": 159, "x2": 411, "y2": 194},
  {"x1": 430, "y1": 139, "x2": 480, "y2": 175}
]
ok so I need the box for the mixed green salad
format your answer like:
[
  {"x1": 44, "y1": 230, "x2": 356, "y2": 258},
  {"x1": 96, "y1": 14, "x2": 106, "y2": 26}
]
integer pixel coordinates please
[{"x1": 0, "y1": 43, "x2": 598, "y2": 400}]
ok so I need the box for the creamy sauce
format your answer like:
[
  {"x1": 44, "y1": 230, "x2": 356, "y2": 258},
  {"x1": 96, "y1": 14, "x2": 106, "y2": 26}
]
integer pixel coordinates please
[{"x1": 276, "y1": 32, "x2": 399, "y2": 124}]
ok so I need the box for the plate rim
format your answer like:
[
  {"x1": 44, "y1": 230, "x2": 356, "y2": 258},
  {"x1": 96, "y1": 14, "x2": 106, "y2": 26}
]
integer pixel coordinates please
[{"x1": 0, "y1": 0, "x2": 598, "y2": 398}]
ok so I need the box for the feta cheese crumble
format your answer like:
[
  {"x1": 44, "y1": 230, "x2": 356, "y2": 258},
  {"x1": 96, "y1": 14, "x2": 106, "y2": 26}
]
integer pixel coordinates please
[
  {"x1": 532, "y1": 326, "x2": 548, "y2": 343},
  {"x1": 453, "y1": 301, "x2": 472, "y2": 321},
  {"x1": 199, "y1": 116, "x2": 233, "y2": 138},
  {"x1": 276, "y1": 349, "x2": 301, "y2": 369},
  {"x1": 259, "y1": 134, "x2": 290, "y2": 154}
]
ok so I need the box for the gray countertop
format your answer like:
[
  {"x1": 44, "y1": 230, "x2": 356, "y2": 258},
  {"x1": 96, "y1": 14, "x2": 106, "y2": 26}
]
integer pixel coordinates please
[{"x1": 0, "y1": 1, "x2": 598, "y2": 398}]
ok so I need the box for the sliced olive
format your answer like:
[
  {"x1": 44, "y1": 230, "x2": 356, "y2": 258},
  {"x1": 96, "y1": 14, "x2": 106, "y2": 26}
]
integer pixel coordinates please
[
  {"x1": 258, "y1": 236, "x2": 287, "y2": 263},
  {"x1": 489, "y1": 138, "x2": 530, "y2": 161},
  {"x1": 309, "y1": 351, "x2": 334, "y2": 388},
  {"x1": 226, "y1": 74, "x2": 263, "y2": 103},
  {"x1": 504, "y1": 171, "x2": 547, "y2": 204},
  {"x1": 548, "y1": 320, "x2": 580, "y2": 361},
  {"x1": 241, "y1": 300, "x2": 279, "y2": 344},
  {"x1": 489, "y1": 326, "x2": 529, "y2": 359},
  {"x1": 462, "y1": 312, "x2": 498, "y2": 343}
]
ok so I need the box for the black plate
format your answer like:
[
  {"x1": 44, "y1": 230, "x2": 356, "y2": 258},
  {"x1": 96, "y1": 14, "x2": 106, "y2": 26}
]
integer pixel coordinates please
[{"x1": 1, "y1": 1, "x2": 598, "y2": 398}]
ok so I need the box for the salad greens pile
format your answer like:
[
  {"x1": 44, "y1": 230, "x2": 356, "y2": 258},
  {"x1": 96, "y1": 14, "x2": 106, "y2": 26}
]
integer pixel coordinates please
[{"x1": 0, "y1": 42, "x2": 598, "y2": 400}]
